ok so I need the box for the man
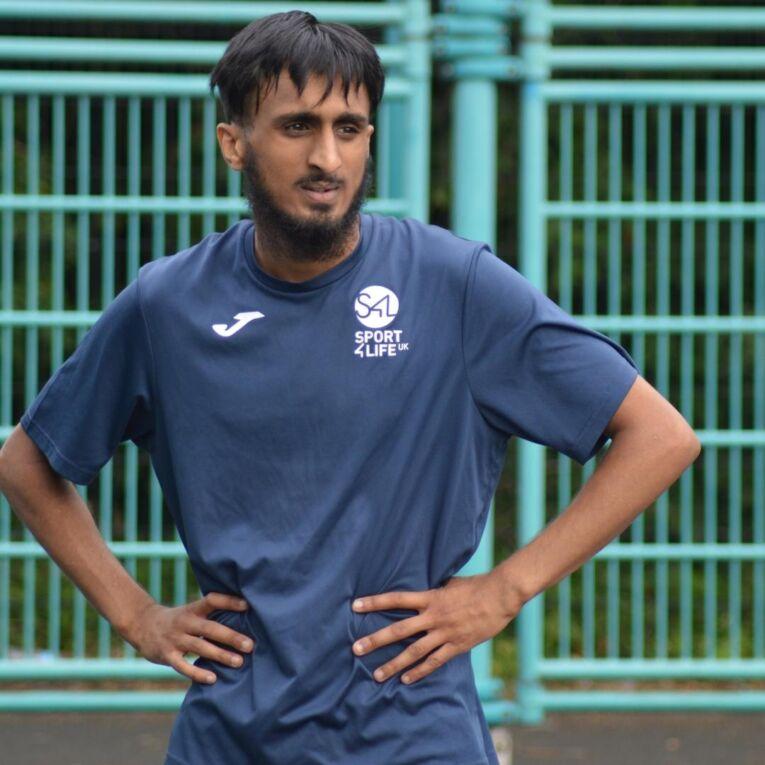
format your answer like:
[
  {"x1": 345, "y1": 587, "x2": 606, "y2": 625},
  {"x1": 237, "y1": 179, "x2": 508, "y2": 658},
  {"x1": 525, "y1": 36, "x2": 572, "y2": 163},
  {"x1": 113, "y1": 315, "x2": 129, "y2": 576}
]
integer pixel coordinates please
[{"x1": 0, "y1": 10, "x2": 700, "y2": 765}]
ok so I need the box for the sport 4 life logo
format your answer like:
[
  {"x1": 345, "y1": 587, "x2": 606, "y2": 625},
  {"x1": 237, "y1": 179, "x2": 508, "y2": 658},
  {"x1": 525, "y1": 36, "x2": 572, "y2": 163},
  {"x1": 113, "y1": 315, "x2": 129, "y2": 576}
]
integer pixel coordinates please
[{"x1": 353, "y1": 285, "x2": 410, "y2": 358}]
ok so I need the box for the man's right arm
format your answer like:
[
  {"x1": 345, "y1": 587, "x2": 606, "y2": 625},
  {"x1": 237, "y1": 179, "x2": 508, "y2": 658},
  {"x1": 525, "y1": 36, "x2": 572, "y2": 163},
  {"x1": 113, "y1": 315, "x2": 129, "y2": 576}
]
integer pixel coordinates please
[{"x1": 0, "y1": 424, "x2": 255, "y2": 683}]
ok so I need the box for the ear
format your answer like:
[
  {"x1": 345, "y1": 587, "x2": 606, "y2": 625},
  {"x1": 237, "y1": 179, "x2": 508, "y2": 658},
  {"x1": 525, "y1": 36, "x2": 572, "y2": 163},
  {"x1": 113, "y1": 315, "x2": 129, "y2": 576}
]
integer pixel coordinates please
[{"x1": 216, "y1": 122, "x2": 246, "y2": 172}]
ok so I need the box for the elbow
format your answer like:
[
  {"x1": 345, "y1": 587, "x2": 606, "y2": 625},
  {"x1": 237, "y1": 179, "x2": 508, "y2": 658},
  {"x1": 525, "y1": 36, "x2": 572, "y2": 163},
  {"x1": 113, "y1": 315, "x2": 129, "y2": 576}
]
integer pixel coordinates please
[{"x1": 669, "y1": 423, "x2": 702, "y2": 467}]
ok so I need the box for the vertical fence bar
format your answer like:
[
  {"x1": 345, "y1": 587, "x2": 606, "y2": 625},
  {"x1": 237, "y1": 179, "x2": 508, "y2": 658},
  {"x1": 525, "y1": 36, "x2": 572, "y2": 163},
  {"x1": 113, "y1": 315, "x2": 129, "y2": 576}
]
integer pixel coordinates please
[
  {"x1": 225, "y1": 107, "x2": 241, "y2": 229},
  {"x1": 202, "y1": 97, "x2": 216, "y2": 235},
  {"x1": 23, "y1": 94, "x2": 40, "y2": 657},
  {"x1": 178, "y1": 95, "x2": 191, "y2": 248},
  {"x1": 655, "y1": 102, "x2": 670, "y2": 659},
  {"x1": 48, "y1": 94, "x2": 66, "y2": 659},
  {"x1": 581, "y1": 101, "x2": 596, "y2": 659},
  {"x1": 704, "y1": 104, "x2": 720, "y2": 659},
  {"x1": 679, "y1": 103, "x2": 696, "y2": 659},
  {"x1": 754, "y1": 105, "x2": 765, "y2": 659},
  {"x1": 728, "y1": 104, "x2": 744, "y2": 659},
  {"x1": 73, "y1": 94, "x2": 93, "y2": 658},
  {"x1": 0, "y1": 93, "x2": 13, "y2": 660},
  {"x1": 127, "y1": 97, "x2": 141, "y2": 279},
  {"x1": 606, "y1": 101, "x2": 622, "y2": 660},
  {"x1": 380, "y1": 0, "x2": 404, "y2": 205},
  {"x1": 556, "y1": 102, "x2": 573, "y2": 660},
  {"x1": 98, "y1": 94, "x2": 117, "y2": 660},
  {"x1": 630, "y1": 102, "x2": 647, "y2": 660},
  {"x1": 152, "y1": 96, "x2": 166, "y2": 260}
]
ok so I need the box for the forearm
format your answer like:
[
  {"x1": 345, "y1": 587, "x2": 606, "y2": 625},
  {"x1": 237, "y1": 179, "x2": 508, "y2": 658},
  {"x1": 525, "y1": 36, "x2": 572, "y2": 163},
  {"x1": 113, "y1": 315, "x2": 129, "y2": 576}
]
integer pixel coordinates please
[
  {"x1": 0, "y1": 452, "x2": 156, "y2": 642},
  {"x1": 492, "y1": 424, "x2": 701, "y2": 615}
]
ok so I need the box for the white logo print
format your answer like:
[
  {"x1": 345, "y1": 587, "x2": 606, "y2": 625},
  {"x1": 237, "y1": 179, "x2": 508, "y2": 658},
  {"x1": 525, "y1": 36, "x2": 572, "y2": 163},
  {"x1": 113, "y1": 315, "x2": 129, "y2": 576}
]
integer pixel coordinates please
[
  {"x1": 354, "y1": 285, "x2": 399, "y2": 328},
  {"x1": 212, "y1": 311, "x2": 265, "y2": 337},
  {"x1": 353, "y1": 285, "x2": 410, "y2": 358}
]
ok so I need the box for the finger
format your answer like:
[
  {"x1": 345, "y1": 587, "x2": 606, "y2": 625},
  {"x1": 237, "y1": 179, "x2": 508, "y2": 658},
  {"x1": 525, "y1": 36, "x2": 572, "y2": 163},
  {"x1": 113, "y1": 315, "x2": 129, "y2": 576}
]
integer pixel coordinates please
[
  {"x1": 352, "y1": 590, "x2": 427, "y2": 613},
  {"x1": 352, "y1": 613, "x2": 430, "y2": 657},
  {"x1": 367, "y1": 633, "x2": 443, "y2": 683},
  {"x1": 191, "y1": 592, "x2": 248, "y2": 615},
  {"x1": 167, "y1": 649, "x2": 217, "y2": 685},
  {"x1": 399, "y1": 644, "x2": 458, "y2": 685},
  {"x1": 180, "y1": 634, "x2": 246, "y2": 669},
  {"x1": 195, "y1": 619, "x2": 255, "y2": 653}
]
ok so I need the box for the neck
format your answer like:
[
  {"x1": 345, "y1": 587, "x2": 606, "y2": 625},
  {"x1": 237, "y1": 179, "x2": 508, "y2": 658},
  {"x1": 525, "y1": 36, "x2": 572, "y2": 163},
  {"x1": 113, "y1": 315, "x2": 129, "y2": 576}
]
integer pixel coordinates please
[{"x1": 252, "y1": 215, "x2": 361, "y2": 284}]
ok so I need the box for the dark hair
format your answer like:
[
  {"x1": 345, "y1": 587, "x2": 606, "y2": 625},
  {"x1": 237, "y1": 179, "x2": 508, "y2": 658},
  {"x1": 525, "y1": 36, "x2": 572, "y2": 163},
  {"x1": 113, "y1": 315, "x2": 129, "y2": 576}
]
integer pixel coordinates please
[{"x1": 209, "y1": 11, "x2": 385, "y2": 127}]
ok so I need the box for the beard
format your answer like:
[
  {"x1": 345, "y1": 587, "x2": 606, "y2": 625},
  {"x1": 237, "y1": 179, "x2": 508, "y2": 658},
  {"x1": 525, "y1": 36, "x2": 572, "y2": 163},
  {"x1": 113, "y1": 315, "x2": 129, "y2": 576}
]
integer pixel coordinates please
[{"x1": 241, "y1": 146, "x2": 374, "y2": 264}]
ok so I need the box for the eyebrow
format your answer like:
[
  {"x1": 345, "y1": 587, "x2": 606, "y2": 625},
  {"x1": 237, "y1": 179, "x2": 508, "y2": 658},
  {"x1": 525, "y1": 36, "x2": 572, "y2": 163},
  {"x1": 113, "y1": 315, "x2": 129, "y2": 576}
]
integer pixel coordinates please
[{"x1": 274, "y1": 110, "x2": 369, "y2": 128}]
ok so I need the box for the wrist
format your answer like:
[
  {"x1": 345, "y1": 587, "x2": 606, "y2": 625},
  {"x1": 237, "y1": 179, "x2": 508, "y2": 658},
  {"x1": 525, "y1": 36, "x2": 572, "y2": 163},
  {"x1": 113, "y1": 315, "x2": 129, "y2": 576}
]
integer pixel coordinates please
[
  {"x1": 117, "y1": 594, "x2": 158, "y2": 648},
  {"x1": 490, "y1": 559, "x2": 536, "y2": 620}
]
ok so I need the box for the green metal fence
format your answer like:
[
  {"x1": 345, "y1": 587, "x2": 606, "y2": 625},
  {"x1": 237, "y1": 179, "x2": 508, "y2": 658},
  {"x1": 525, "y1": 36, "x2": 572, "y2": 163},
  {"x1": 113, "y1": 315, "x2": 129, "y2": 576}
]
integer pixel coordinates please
[
  {"x1": 0, "y1": 0, "x2": 432, "y2": 712},
  {"x1": 444, "y1": 0, "x2": 765, "y2": 723}
]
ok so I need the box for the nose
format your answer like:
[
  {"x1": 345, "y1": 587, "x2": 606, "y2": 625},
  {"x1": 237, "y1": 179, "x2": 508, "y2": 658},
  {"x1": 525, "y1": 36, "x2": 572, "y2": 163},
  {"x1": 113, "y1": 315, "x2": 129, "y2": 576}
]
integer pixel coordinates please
[{"x1": 307, "y1": 127, "x2": 342, "y2": 175}]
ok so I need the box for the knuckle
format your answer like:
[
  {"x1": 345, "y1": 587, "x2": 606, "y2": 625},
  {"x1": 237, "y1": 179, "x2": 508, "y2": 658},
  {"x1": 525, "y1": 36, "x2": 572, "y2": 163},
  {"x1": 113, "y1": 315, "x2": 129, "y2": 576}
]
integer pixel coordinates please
[
  {"x1": 426, "y1": 654, "x2": 442, "y2": 668},
  {"x1": 408, "y1": 642, "x2": 426, "y2": 659},
  {"x1": 390, "y1": 622, "x2": 405, "y2": 638},
  {"x1": 177, "y1": 634, "x2": 197, "y2": 654}
]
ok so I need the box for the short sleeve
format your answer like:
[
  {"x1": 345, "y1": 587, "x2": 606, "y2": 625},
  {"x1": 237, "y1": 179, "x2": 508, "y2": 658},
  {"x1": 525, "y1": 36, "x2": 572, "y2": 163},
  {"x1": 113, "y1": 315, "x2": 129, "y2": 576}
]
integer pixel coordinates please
[
  {"x1": 19, "y1": 274, "x2": 155, "y2": 485},
  {"x1": 462, "y1": 245, "x2": 640, "y2": 465}
]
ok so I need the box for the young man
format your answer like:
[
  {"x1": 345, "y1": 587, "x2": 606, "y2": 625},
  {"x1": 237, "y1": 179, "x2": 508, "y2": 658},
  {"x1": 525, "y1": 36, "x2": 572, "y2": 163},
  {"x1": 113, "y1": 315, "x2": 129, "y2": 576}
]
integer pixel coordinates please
[{"x1": 0, "y1": 11, "x2": 700, "y2": 765}]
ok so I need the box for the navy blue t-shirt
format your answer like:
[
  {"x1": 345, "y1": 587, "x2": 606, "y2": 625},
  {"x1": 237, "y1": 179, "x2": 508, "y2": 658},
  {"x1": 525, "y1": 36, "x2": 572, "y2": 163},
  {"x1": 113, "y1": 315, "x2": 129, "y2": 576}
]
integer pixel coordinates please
[{"x1": 20, "y1": 212, "x2": 640, "y2": 765}]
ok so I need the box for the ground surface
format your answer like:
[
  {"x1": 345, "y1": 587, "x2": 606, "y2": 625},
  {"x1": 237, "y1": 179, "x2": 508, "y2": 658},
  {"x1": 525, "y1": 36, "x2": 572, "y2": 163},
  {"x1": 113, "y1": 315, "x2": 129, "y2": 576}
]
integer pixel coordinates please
[{"x1": 0, "y1": 711, "x2": 762, "y2": 764}]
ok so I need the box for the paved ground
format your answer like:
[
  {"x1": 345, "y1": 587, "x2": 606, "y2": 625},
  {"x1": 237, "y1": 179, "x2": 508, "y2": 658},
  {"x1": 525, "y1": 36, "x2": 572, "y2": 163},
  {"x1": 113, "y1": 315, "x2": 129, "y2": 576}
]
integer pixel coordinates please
[
  {"x1": 507, "y1": 713, "x2": 765, "y2": 765},
  {"x1": 0, "y1": 711, "x2": 763, "y2": 764}
]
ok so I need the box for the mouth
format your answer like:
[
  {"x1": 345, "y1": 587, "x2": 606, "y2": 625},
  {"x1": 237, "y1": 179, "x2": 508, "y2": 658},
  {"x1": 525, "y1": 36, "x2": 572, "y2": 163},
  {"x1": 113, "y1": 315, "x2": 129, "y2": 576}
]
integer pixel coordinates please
[{"x1": 300, "y1": 184, "x2": 340, "y2": 203}]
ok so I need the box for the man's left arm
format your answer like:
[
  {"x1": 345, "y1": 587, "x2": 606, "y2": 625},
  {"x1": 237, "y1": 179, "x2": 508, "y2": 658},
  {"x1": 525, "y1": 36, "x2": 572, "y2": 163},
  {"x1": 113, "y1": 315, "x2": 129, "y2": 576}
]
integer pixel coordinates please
[
  {"x1": 490, "y1": 373, "x2": 701, "y2": 618},
  {"x1": 350, "y1": 375, "x2": 701, "y2": 685}
]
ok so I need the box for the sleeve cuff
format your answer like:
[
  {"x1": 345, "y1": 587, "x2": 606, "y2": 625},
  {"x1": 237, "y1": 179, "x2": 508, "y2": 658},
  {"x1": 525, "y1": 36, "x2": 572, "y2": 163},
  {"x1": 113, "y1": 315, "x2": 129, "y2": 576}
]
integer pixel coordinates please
[
  {"x1": 567, "y1": 365, "x2": 639, "y2": 465},
  {"x1": 20, "y1": 414, "x2": 98, "y2": 486}
]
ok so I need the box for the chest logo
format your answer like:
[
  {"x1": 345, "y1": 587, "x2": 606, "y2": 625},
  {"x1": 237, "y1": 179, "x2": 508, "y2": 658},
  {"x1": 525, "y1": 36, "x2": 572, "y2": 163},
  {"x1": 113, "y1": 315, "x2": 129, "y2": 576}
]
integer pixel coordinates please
[
  {"x1": 354, "y1": 285, "x2": 399, "y2": 329},
  {"x1": 353, "y1": 286, "x2": 410, "y2": 358},
  {"x1": 212, "y1": 310, "x2": 265, "y2": 337}
]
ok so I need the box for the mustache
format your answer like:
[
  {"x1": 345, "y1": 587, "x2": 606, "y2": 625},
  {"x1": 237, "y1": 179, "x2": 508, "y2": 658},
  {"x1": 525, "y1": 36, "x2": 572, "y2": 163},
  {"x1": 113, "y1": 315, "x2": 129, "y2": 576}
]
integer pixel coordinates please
[{"x1": 298, "y1": 176, "x2": 342, "y2": 187}]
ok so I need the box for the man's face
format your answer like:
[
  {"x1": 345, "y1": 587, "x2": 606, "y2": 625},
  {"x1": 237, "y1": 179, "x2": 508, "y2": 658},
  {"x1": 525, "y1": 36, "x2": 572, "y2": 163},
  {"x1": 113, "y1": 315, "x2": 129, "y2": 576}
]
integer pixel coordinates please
[{"x1": 224, "y1": 68, "x2": 375, "y2": 261}]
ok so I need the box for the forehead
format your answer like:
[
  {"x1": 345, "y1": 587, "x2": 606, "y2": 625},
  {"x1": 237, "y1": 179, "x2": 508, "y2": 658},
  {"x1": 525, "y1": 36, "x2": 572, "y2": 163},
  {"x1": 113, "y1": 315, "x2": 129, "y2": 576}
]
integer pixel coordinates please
[{"x1": 256, "y1": 68, "x2": 371, "y2": 117}]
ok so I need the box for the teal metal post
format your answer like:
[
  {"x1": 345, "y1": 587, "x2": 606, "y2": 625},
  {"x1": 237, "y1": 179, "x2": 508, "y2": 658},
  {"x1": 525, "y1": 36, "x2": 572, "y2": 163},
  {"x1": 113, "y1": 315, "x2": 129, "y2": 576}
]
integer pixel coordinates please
[
  {"x1": 451, "y1": 72, "x2": 507, "y2": 709},
  {"x1": 404, "y1": 0, "x2": 431, "y2": 221},
  {"x1": 515, "y1": 0, "x2": 550, "y2": 725}
]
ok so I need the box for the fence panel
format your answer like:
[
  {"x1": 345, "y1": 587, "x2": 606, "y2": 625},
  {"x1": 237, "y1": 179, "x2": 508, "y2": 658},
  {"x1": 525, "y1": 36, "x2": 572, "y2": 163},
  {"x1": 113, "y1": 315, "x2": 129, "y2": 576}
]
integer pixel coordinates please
[
  {"x1": 443, "y1": 0, "x2": 765, "y2": 723},
  {"x1": 0, "y1": 0, "x2": 431, "y2": 710}
]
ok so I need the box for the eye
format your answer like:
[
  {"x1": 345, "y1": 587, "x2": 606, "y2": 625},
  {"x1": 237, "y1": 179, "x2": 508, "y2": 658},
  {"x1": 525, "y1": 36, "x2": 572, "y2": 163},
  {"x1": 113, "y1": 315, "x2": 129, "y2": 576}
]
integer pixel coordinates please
[
  {"x1": 285, "y1": 122, "x2": 308, "y2": 133},
  {"x1": 340, "y1": 126, "x2": 360, "y2": 136}
]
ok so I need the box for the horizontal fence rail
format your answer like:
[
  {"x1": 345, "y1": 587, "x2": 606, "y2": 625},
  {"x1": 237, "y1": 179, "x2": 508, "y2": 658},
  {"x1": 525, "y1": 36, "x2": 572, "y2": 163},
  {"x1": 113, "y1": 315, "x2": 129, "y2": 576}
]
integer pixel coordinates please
[{"x1": 0, "y1": 1, "x2": 408, "y2": 24}]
